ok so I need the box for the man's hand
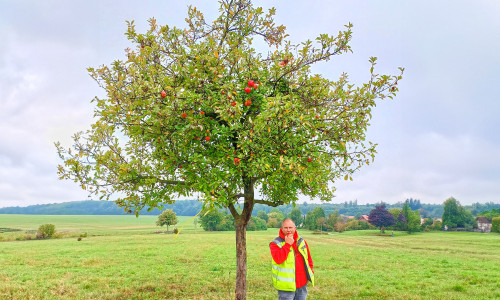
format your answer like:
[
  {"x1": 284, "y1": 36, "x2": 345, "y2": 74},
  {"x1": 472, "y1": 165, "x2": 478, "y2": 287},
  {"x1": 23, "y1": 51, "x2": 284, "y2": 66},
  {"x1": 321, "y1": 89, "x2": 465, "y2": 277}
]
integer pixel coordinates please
[{"x1": 285, "y1": 233, "x2": 294, "y2": 245}]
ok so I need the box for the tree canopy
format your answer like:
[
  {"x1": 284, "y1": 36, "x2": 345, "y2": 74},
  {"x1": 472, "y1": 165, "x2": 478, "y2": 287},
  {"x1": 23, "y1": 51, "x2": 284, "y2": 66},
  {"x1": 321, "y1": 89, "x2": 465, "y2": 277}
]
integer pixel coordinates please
[
  {"x1": 156, "y1": 209, "x2": 178, "y2": 231},
  {"x1": 442, "y1": 197, "x2": 476, "y2": 230},
  {"x1": 368, "y1": 204, "x2": 395, "y2": 232},
  {"x1": 56, "y1": 1, "x2": 402, "y2": 217}
]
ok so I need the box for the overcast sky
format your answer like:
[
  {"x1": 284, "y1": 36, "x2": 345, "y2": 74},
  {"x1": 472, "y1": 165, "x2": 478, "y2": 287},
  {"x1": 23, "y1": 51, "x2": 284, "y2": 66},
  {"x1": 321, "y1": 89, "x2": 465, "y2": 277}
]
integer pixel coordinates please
[{"x1": 1, "y1": 0, "x2": 499, "y2": 208}]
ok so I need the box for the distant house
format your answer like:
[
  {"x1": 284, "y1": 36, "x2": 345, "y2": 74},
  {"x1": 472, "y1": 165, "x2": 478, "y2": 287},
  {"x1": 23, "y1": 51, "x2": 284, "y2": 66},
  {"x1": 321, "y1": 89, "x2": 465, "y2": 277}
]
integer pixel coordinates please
[
  {"x1": 476, "y1": 217, "x2": 492, "y2": 233},
  {"x1": 342, "y1": 216, "x2": 355, "y2": 222},
  {"x1": 359, "y1": 215, "x2": 369, "y2": 222}
]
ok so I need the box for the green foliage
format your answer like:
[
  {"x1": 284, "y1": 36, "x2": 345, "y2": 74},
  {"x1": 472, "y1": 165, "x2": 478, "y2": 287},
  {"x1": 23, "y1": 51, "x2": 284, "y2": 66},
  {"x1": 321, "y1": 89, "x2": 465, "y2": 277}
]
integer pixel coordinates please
[
  {"x1": 305, "y1": 207, "x2": 325, "y2": 230},
  {"x1": 218, "y1": 213, "x2": 236, "y2": 231},
  {"x1": 389, "y1": 208, "x2": 406, "y2": 231},
  {"x1": 288, "y1": 207, "x2": 303, "y2": 227},
  {"x1": 405, "y1": 198, "x2": 422, "y2": 210},
  {"x1": 406, "y1": 209, "x2": 421, "y2": 233},
  {"x1": 55, "y1": 0, "x2": 402, "y2": 221},
  {"x1": 268, "y1": 208, "x2": 285, "y2": 225},
  {"x1": 334, "y1": 221, "x2": 347, "y2": 233},
  {"x1": 345, "y1": 219, "x2": 373, "y2": 231},
  {"x1": 442, "y1": 197, "x2": 476, "y2": 230},
  {"x1": 492, "y1": 217, "x2": 500, "y2": 233},
  {"x1": 0, "y1": 200, "x2": 202, "y2": 216},
  {"x1": 401, "y1": 201, "x2": 421, "y2": 233},
  {"x1": 432, "y1": 220, "x2": 443, "y2": 231},
  {"x1": 256, "y1": 210, "x2": 268, "y2": 222},
  {"x1": 476, "y1": 209, "x2": 500, "y2": 221},
  {"x1": 246, "y1": 217, "x2": 267, "y2": 231},
  {"x1": 199, "y1": 209, "x2": 234, "y2": 231},
  {"x1": 468, "y1": 202, "x2": 500, "y2": 216},
  {"x1": 421, "y1": 218, "x2": 434, "y2": 231},
  {"x1": 36, "y1": 224, "x2": 56, "y2": 239},
  {"x1": 199, "y1": 209, "x2": 223, "y2": 231},
  {"x1": 324, "y1": 210, "x2": 339, "y2": 231},
  {"x1": 267, "y1": 217, "x2": 279, "y2": 228},
  {"x1": 156, "y1": 209, "x2": 178, "y2": 231}
]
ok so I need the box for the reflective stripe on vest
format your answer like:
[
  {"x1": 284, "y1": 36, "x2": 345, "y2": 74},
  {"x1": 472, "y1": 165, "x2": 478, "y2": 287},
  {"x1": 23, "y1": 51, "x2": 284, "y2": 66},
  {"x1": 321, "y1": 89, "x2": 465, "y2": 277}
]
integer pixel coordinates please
[
  {"x1": 271, "y1": 236, "x2": 314, "y2": 292},
  {"x1": 297, "y1": 237, "x2": 315, "y2": 287}
]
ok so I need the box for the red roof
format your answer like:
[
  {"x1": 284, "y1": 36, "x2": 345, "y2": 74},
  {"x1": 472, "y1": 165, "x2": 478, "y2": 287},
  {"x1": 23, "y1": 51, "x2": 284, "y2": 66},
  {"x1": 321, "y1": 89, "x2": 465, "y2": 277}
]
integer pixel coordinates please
[
  {"x1": 476, "y1": 217, "x2": 491, "y2": 224},
  {"x1": 359, "y1": 215, "x2": 370, "y2": 222}
]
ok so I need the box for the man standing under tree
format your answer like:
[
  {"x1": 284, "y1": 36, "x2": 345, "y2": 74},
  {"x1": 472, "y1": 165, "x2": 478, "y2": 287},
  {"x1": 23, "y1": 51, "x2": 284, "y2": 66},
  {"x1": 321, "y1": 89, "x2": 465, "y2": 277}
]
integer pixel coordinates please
[{"x1": 270, "y1": 219, "x2": 314, "y2": 299}]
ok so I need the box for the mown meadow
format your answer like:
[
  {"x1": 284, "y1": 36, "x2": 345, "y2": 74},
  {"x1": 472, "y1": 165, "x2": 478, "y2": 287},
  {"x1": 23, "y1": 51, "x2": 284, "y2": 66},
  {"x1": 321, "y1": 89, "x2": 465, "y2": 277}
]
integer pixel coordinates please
[{"x1": 1, "y1": 215, "x2": 499, "y2": 299}]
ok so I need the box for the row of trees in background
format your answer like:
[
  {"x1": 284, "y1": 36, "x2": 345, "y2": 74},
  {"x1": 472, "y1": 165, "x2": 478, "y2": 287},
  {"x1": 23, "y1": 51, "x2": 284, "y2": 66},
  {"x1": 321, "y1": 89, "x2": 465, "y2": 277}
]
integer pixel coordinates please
[
  {"x1": 4, "y1": 199, "x2": 499, "y2": 220},
  {"x1": 177, "y1": 197, "x2": 499, "y2": 233}
]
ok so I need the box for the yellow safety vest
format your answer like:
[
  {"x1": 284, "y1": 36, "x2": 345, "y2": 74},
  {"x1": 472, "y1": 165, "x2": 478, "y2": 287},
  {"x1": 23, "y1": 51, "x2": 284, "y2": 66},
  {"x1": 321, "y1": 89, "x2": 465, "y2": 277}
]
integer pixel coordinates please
[{"x1": 270, "y1": 236, "x2": 314, "y2": 291}]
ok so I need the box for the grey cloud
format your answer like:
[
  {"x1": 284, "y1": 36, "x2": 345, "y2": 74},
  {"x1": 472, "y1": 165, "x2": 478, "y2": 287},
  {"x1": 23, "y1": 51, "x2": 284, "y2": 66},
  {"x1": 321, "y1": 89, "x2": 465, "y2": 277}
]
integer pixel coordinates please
[{"x1": 1, "y1": 0, "x2": 500, "y2": 208}]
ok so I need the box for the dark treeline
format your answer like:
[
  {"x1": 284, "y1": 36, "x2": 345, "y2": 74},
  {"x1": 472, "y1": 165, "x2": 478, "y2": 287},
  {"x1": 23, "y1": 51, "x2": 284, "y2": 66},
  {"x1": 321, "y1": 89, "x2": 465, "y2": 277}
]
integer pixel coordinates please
[
  {"x1": 0, "y1": 200, "x2": 202, "y2": 216},
  {"x1": 1, "y1": 199, "x2": 499, "y2": 218}
]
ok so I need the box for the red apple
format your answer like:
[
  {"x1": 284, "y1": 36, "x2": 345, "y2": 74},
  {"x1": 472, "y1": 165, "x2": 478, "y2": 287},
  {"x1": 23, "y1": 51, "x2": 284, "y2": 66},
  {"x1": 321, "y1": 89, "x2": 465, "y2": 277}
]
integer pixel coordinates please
[
  {"x1": 231, "y1": 102, "x2": 237, "y2": 107},
  {"x1": 245, "y1": 99, "x2": 252, "y2": 106},
  {"x1": 244, "y1": 87, "x2": 252, "y2": 93},
  {"x1": 181, "y1": 113, "x2": 187, "y2": 118},
  {"x1": 253, "y1": 84, "x2": 258, "y2": 89},
  {"x1": 308, "y1": 157, "x2": 312, "y2": 162},
  {"x1": 200, "y1": 111, "x2": 205, "y2": 115},
  {"x1": 315, "y1": 115, "x2": 320, "y2": 119},
  {"x1": 279, "y1": 59, "x2": 289, "y2": 66},
  {"x1": 248, "y1": 80, "x2": 254, "y2": 87},
  {"x1": 234, "y1": 158, "x2": 240, "y2": 166},
  {"x1": 205, "y1": 136, "x2": 210, "y2": 141},
  {"x1": 160, "y1": 90, "x2": 167, "y2": 98}
]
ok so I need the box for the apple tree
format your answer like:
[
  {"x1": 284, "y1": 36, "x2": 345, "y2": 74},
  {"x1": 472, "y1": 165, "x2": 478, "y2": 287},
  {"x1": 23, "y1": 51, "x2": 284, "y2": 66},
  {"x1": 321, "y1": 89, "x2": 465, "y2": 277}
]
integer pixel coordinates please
[{"x1": 55, "y1": 0, "x2": 403, "y2": 299}]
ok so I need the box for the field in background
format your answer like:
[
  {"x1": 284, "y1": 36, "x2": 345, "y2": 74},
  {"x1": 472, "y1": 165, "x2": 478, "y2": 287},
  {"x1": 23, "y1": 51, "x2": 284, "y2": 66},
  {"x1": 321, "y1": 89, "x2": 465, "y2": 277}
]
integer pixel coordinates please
[
  {"x1": 1, "y1": 215, "x2": 499, "y2": 299},
  {"x1": 0, "y1": 215, "x2": 197, "y2": 239}
]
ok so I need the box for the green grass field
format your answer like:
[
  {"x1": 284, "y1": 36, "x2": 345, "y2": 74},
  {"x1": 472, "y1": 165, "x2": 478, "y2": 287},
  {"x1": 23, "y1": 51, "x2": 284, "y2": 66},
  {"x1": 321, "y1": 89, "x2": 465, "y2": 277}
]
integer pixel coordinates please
[{"x1": 1, "y1": 215, "x2": 499, "y2": 299}]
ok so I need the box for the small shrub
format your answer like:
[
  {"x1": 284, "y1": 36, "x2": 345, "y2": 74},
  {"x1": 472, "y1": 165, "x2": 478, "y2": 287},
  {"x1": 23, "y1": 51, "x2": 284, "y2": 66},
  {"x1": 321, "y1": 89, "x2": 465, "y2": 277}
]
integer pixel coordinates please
[
  {"x1": 36, "y1": 224, "x2": 56, "y2": 239},
  {"x1": 77, "y1": 237, "x2": 82, "y2": 241},
  {"x1": 173, "y1": 228, "x2": 179, "y2": 234},
  {"x1": 24, "y1": 234, "x2": 34, "y2": 240},
  {"x1": 80, "y1": 232, "x2": 88, "y2": 238},
  {"x1": 334, "y1": 221, "x2": 347, "y2": 233},
  {"x1": 52, "y1": 232, "x2": 64, "y2": 239}
]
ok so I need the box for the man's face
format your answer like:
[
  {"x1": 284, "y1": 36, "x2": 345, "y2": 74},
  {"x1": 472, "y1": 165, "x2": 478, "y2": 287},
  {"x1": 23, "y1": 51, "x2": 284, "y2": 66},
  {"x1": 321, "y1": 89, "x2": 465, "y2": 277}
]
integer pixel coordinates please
[{"x1": 282, "y1": 220, "x2": 296, "y2": 236}]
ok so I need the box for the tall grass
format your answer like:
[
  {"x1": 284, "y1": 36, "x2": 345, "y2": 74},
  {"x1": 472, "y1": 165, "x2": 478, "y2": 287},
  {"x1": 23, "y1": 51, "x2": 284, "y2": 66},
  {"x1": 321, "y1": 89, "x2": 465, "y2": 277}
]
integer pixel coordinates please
[{"x1": 1, "y1": 215, "x2": 499, "y2": 299}]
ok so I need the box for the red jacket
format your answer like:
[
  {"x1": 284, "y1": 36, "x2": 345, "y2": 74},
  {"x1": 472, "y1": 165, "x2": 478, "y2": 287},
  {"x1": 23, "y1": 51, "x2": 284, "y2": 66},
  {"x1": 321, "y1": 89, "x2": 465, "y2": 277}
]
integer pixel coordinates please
[{"x1": 270, "y1": 229, "x2": 314, "y2": 288}]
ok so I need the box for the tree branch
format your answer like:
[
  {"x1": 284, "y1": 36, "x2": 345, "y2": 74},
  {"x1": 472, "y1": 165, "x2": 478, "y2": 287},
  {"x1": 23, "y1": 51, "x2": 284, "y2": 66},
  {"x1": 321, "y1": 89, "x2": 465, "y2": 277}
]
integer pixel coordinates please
[{"x1": 254, "y1": 199, "x2": 283, "y2": 207}]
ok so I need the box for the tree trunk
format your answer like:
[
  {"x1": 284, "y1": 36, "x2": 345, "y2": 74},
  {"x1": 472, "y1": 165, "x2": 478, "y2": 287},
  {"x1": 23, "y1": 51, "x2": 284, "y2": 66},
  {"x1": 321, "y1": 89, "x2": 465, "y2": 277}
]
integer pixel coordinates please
[
  {"x1": 235, "y1": 220, "x2": 248, "y2": 300},
  {"x1": 232, "y1": 175, "x2": 255, "y2": 300}
]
